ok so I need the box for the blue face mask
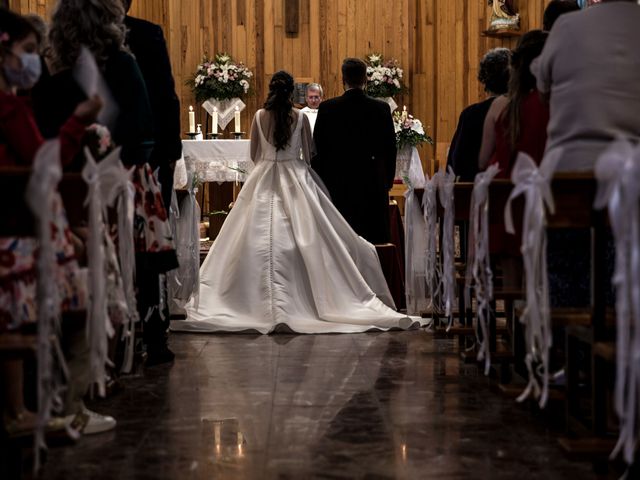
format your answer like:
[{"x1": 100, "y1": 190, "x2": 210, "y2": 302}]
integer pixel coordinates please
[{"x1": 3, "y1": 52, "x2": 42, "y2": 89}]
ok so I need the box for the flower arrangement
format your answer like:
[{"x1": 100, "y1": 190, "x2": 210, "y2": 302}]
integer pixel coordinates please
[
  {"x1": 365, "y1": 53, "x2": 406, "y2": 98},
  {"x1": 394, "y1": 110, "x2": 433, "y2": 150},
  {"x1": 189, "y1": 53, "x2": 253, "y2": 103},
  {"x1": 84, "y1": 124, "x2": 114, "y2": 159}
]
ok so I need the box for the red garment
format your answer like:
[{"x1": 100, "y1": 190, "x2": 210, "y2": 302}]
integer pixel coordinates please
[
  {"x1": 0, "y1": 90, "x2": 86, "y2": 167},
  {"x1": 490, "y1": 89, "x2": 549, "y2": 178}
]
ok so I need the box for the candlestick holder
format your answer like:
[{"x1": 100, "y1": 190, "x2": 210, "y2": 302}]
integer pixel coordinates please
[
  {"x1": 233, "y1": 132, "x2": 245, "y2": 140},
  {"x1": 207, "y1": 133, "x2": 221, "y2": 140},
  {"x1": 185, "y1": 132, "x2": 198, "y2": 140}
]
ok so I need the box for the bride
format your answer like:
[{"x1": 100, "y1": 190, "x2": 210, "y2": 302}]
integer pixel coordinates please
[{"x1": 171, "y1": 71, "x2": 417, "y2": 334}]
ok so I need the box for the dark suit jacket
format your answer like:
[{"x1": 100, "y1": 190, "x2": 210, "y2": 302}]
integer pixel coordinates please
[
  {"x1": 312, "y1": 89, "x2": 396, "y2": 244},
  {"x1": 125, "y1": 16, "x2": 181, "y2": 202},
  {"x1": 446, "y1": 97, "x2": 496, "y2": 182}
]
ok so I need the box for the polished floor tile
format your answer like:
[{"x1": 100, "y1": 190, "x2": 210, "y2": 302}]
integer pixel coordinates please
[{"x1": 39, "y1": 331, "x2": 596, "y2": 479}]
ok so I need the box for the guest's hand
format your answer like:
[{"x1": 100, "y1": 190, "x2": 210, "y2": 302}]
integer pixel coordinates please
[{"x1": 74, "y1": 95, "x2": 103, "y2": 125}]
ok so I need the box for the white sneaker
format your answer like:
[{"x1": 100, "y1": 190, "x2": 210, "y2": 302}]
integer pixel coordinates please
[
  {"x1": 83, "y1": 408, "x2": 116, "y2": 434},
  {"x1": 65, "y1": 408, "x2": 116, "y2": 435}
]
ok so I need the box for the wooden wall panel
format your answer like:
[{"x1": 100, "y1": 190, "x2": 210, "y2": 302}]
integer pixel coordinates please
[{"x1": 11, "y1": 0, "x2": 552, "y2": 171}]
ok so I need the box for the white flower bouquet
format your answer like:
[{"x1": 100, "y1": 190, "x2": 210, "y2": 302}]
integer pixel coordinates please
[
  {"x1": 394, "y1": 110, "x2": 433, "y2": 150},
  {"x1": 189, "y1": 53, "x2": 253, "y2": 103},
  {"x1": 365, "y1": 53, "x2": 407, "y2": 98}
]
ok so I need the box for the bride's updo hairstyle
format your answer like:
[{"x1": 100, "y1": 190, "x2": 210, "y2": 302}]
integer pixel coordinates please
[{"x1": 264, "y1": 70, "x2": 295, "y2": 151}]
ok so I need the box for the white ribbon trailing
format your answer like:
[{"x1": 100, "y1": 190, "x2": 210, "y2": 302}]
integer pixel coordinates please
[
  {"x1": 593, "y1": 138, "x2": 640, "y2": 466},
  {"x1": 423, "y1": 173, "x2": 441, "y2": 313},
  {"x1": 95, "y1": 149, "x2": 138, "y2": 374},
  {"x1": 504, "y1": 151, "x2": 561, "y2": 408},
  {"x1": 403, "y1": 150, "x2": 428, "y2": 315},
  {"x1": 26, "y1": 140, "x2": 68, "y2": 471},
  {"x1": 437, "y1": 167, "x2": 456, "y2": 326},
  {"x1": 466, "y1": 164, "x2": 501, "y2": 375},
  {"x1": 82, "y1": 150, "x2": 115, "y2": 396},
  {"x1": 169, "y1": 171, "x2": 202, "y2": 309}
]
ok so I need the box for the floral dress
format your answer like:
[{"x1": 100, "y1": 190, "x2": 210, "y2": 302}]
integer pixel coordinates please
[{"x1": 0, "y1": 194, "x2": 87, "y2": 332}]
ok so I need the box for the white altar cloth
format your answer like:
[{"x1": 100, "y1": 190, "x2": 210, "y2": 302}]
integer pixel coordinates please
[{"x1": 174, "y1": 139, "x2": 254, "y2": 188}]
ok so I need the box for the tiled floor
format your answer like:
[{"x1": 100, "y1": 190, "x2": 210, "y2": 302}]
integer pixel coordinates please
[{"x1": 40, "y1": 331, "x2": 595, "y2": 479}]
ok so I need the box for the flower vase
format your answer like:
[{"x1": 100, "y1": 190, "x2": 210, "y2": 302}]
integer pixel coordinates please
[{"x1": 395, "y1": 146, "x2": 413, "y2": 184}]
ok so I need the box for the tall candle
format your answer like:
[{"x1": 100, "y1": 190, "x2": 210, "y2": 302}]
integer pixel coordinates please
[
  {"x1": 402, "y1": 105, "x2": 407, "y2": 121},
  {"x1": 189, "y1": 105, "x2": 195, "y2": 133},
  {"x1": 234, "y1": 106, "x2": 241, "y2": 133},
  {"x1": 212, "y1": 107, "x2": 218, "y2": 135}
]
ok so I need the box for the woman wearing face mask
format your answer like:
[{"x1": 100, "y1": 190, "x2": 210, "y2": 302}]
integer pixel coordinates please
[
  {"x1": 0, "y1": 8, "x2": 102, "y2": 166},
  {"x1": 0, "y1": 8, "x2": 104, "y2": 437}
]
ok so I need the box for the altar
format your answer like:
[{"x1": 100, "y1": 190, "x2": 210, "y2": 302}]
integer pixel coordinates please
[{"x1": 174, "y1": 139, "x2": 253, "y2": 238}]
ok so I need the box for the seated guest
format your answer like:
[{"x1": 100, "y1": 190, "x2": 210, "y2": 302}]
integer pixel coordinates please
[
  {"x1": 543, "y1": 0, "x2": 580, "y2": 31},
  {"x1": 0, "y1": 8, "x2": 101, "y2": 436},
  {"x1": 0, "y1": 8, "x2": 101, "y2": 167},
  {"x1": 447, "y1": 48, "x2": 510, "y2": 181},
  {"x1": 301, "y1": 82, "x2": 323, "y2": 133},
  {"x1": 34, "y1": 0, "x2": 155, "y2": 168},
  {"x1": 479, "y1": 30, "x2": 549, "y2": 177},
  {"x1": 534, "y1": 0, "x2": 640, "y2": 172}
]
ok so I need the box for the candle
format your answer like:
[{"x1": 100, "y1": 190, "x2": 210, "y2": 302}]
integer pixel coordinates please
[
  {"x1": 189, "y1": 105, "x2": 195, "y2": 133},
  {"x1": 212, "y1": 107, "x2": 218, "y2": 135},
  {"x1": 402, "y1": 105, "x2": 407, "y2": 121},
  {"x1": 234, "y1": 106, "x2": 241, "y2": 133}
]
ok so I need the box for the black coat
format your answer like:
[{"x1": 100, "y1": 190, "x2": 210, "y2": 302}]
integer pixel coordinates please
[
  {"x1": 446, "y1": 97, "x2": 496, "y2": 182},
  {"x1": 125, "y1": 16, "x2": 182, "y2": 203},
  {"x1": 312, "y1": 89, "x2": 397, "y2": 244}
]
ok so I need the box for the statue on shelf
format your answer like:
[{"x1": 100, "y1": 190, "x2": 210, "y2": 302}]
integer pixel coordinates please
[{"x1": 487, "y1": 0, "x2": 520, "y2": 33}]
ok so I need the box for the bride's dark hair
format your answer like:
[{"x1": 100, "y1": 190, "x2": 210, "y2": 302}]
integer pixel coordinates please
[{"x1": 264, "y1": 70, "x2": 295, "y2": 151}]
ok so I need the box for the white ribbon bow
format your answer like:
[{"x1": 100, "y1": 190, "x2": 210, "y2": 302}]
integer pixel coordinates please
[
  {"x1": 82, "y1": 149, "x2": 116, "y2": 397},
  {"x1": 403, "y1": 159, "x2": 428, "y2": 315},
  {"x1": 594, "y1": 138, "x2": 640, "y2": 466},
  {"x1": 504, "y1": 151, "x2": 560, "y2": 408},
  {"x1": 437, "y1": 167, "x2": 456, "y2": 325},
  {"x1": 423, "y1": 173, "x2": 441, "y2": 314},
  {"x1": 170, "y1": 171, "x2": 202, "y2": 309},
  {"x1": 25, "y1": 140, "x2": 68, "y2": 471},
  {"x1": 466, "y1": 164, "x2": 501, "y2": 375},
  {"x1": 95, "y1": 149, "x2": 138, "y2": 374}
]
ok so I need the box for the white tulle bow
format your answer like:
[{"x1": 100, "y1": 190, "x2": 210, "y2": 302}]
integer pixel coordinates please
[
  {"x1": 423, "y1": 173, "x2": 441, "y2": 313},
  {"x1": 82, "y1": 150, "x2": 115, "y2": 397},
  {"x1": 25, "y1": 140, "x2": 68, "y2": 471},
  {"x1": 504, "y1": 151, "x2": 560, "y2": 408},
  {"x1": 94, "y1": 149, "x2": 138, "y2": 373},
  {"x1": 403, "y1": 162, "x2": 428, "y2": 315},
  {"x1": 466, "y1": 164, "x2": 501, "y2": 375},
  {"x1": 437, "y1": 167, "x2": 456, "y2": 325},
  {"x1": 593, "y1": 138, "x2": 640, "y2": 466}
]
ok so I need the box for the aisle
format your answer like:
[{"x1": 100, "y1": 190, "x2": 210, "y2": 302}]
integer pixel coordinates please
[{"x1": 41, "y1": 332, "x2": 592, "y2": 479}]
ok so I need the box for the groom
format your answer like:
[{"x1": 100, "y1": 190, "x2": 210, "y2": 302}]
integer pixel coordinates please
[{"x1": 312, "y1": 58, "x2": 397, "y2": 244}]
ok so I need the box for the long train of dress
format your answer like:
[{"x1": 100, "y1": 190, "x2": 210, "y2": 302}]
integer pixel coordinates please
[{"x1": 171, "y1": 110, "x2": 422, "y2": 334}]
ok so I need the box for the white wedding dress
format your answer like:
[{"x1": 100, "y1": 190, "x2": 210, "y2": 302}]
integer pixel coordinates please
[{"x1": 171, "y1": 109, "x2": 417, "y2": 334}]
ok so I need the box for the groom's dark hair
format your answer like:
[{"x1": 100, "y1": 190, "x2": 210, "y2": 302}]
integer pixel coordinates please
[{"x1": 342, "y1": 58, "x2": 367, "y2": 89}]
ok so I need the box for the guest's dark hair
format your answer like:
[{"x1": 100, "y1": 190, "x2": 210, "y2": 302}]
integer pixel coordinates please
[
  {"x1": 478, "y1": 48, "x2": 511, "y2": 95},
  {"x1": 504, "y1": 30, "x2": 548, "y2": 152},
  {"x1": 122, "y1": 0, "x2": 133, "y2": 14},
  {"x1": 0, "y1": 8, "x2": 41, "y2": 50},
  {"x1": 342, "y1": 58, "x2": 367, "y2": 88},
  {"x1": 264, "y1": 70, "x2": 295, "y2": 151},
  {"x1": 543, "y1": 0, "x2": 580, "y2": 31}
]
